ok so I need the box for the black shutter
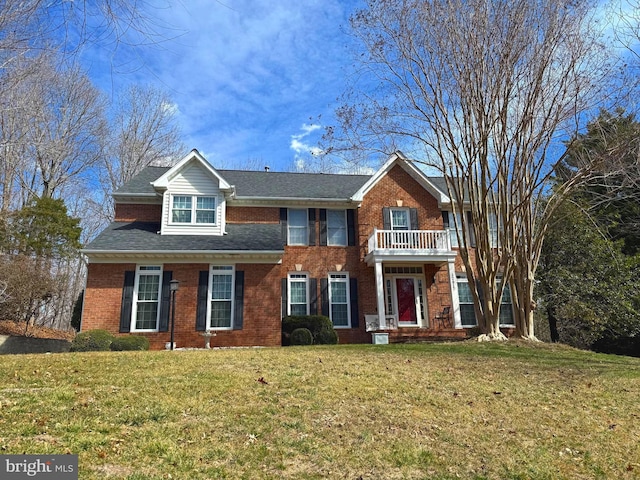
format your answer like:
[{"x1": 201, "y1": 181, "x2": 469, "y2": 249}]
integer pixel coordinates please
[
  {"x1": 350, "y1": 278, "x2": 359, "y2": 328},
  {"x1": 410, "y1": 208, "x2": 419, "y2": 230},
  {"x1": 347, "y1": 209, "x2": 356, "y2": 246},
  {"x1": 319, "y1": 209, "x2": 327, "y2": 246},
  {"x1": 280, "y1": 208, "x2": 288, "y2": 246},
  {"x1": 196, "y1": 271, "x2": 208, "y2": 331},
  {"x1": 467, "y1": 211, "x2": 476, "y2": 247},
  {"x1": 308, "y1": 208, "x2": 316, "y2": 246},
  {"x1": 119, "y1": 271, "x2": 135, "y2": 333},
  {"x1": 233, "y1": 271, "x2": 244, "y2": 330},
  {"x1": 382, "y1": 207, "x2": 391, "y2": 230},
  {"x1": 442, "y1": 211, "x2": 450, "y2": 229},
  {"x1": 281, "y1": 278, "x2": 288, "y2": 318},
  {"x1": 320, "y1": 278, "x2": 329, "y2": 317},
  {"x1": 158, "y1": 271, "x2": 173, "y2": 332},
  {"x1": 310, "y1": 278, "x2": 318, "y2": 315}
]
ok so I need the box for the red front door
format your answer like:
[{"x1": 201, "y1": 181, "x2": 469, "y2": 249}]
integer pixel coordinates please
[{"x1": 396, "y1": 278, "x2": 417, "y2": 323}]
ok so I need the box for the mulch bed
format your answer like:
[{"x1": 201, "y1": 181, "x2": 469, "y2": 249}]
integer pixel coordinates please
[{"x1": 0, "y1": 320, "x2": 76, "y2": 341}]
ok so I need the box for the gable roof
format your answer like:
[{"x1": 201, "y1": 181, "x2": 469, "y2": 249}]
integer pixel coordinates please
[
  {"x1": 351, "y1": 151, "x2": 450, "y2": 205},
  {"x1": 151, "y1": 149, "x2": 233, "y2": 191}
]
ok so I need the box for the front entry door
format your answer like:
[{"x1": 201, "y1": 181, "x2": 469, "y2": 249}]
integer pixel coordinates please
[{"x1": 396, "y1": 278, "x2": 417, "y2": 324}]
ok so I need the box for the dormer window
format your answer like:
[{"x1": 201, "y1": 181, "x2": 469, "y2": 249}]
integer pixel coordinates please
[{"x1": 171, "y1": 195, "x2": 217, "y2": 225}]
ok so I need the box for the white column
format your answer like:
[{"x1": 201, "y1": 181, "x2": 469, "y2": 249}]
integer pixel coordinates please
[
  {"x1": 375, "y1": 260, "x2": 387, "y2": 329},
  {"x1": 448, "y1": 259, "x2": 461, "y2": 328}
]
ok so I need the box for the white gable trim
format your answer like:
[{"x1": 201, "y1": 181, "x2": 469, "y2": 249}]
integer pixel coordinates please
[
  {"x1": 151, "y1": 149, "x2": 233, "y2": 192},
  {"x1": 351, "y1": 151, "x2": 450, "y2": 204}
]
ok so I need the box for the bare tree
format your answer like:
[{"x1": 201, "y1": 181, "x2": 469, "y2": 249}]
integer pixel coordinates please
[
  {"x1": 21, "y1": 56, "x2": 107, "y2": 199},
  {"x1": 337, "y1": 0, "x2": 620, "y2": 340},
  {"x1": 99, "y1": 84, "x2": 184, "y2": 219}
]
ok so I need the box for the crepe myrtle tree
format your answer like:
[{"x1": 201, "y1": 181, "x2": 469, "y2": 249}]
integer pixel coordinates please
[{"x1": 331, "y1": 0, "x2": 620, "y2": 340}]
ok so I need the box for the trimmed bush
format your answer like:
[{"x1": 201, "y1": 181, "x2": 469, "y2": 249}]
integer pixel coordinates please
[
  {"x1": 70, "y1": 329, "x2": 115, "y2": 352},
  {"x1": 290, "y1": 328, "x2": 314, "y2": 346},
  {"x1": 110, "y1": 335, "x2": 150, "y2": 351},
  {"x1": 282, "y1": 315, "x2": 338, "y2": 346},
  {"x1": 592, "y1": 336, "x2": 640, "y2": 358}
]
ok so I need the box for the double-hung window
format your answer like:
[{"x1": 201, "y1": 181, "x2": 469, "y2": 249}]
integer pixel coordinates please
[
  {"x1": 448, "y1": 212, "x2": 465, "y2": 248},
  {"x1": 457, "y1": 275, "x2": 477, "y2": 327},
  {"x1": 288, "y1": 273, "x2": 309, "y2": 315},
  {"x1": 391, "y1": 209, "x2": 410, "y2": 231},
  {"x1": 288, "y1": 209, "x2": 308, "y2": 245},
  {"x1": 209, "y1": 266, "x2": 234, "y2": 329},
  {"x1": 132, "y1": 266, "x2": 162, "y2": 331},
  {"x1": 499, "y1": 282, "x2": 514, "y2": 326},
  {"x1": 327, "y1": 210, "x2": 347, "y2": 246},
  {"x1": 172, "y1": 195, "x2": 217, "y2": 224},
  {"x1": 329, "y1": 273, "x2": 350, "y2": 327}
]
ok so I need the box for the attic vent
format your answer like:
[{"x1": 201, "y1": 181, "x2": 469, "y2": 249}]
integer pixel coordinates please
[{"x1": 264, "y1": 166, "x2": 270, "y2": 172}]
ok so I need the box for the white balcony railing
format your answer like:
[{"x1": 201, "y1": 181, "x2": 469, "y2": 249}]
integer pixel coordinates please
[{"x1": 367, "y1": 229, "x2": 451, "y2": 253}]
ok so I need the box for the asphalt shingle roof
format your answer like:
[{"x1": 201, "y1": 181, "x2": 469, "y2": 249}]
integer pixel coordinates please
[
  {"x1": 114, "y1": 166, "x2": 371, "y2": 199},
  {"x1": 85, "y1": 222, "x2": 285, "y2": 252}
]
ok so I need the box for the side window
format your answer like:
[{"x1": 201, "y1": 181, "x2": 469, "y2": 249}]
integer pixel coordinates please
[
  {"x1": 456, "y1": 275, "x2": 476, "y2": 327},
  {"x1": 288, "y1": 273, "x2": 309, "y2": 315},
  {"x1": 448, "y1": 211, "x2": 464, "y2": 248},
  {"x1": 209, "y1": 266, "x2": 234, "y2": 329},
  {"x1": 132, "y1": 266, "x2": 162, "y2": 331},
  {"x1": 499, "y1": 282, "x2": 514, "y2": 326},
  {"x1": 327, "y1": 210, "x2": 347, "y2": 246},
  {"x1": 288, "y1": 209, "x2": 308, "y2": 245},
  {"x1": 329, "y1": 273, "x2": 350, "y2": 327}
]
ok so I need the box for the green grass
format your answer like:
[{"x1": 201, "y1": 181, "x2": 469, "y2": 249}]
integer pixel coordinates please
[{"x1": 1, "y1": 342, "x2": 639, "y2": 479}]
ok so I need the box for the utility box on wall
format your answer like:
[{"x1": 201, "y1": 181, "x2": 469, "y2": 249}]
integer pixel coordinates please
[{"x1": 372, "y1": 333, "x2": 389, "y2": 345}]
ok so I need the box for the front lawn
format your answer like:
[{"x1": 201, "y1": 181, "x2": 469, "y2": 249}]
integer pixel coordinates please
[{"x1": 0, "y1": 342, "x2": 638, "y2": 479}]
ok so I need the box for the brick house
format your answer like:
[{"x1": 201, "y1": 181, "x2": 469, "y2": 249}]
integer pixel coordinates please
[{"x1": 81, "y1": 149, "x2": 515, "y2": 349}]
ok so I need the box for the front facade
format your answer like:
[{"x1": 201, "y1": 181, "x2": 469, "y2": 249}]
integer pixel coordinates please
[{"x1": 81, "y1": 150, "x2": 515, "y2": 349}]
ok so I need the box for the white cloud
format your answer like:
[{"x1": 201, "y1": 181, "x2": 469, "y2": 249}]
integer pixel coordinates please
[
  {"x1": 290, "y1": 123, "x2": 324, "y2": 158},
  {"x1": 81, "y1": 0, "x2": 361, "y2": 170}
]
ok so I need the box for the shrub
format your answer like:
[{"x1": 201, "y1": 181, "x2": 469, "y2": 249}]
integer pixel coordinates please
[
  {"x1": 110, "y1": 335, "x2": 150, "y2": 351},
  {"x1": 290, "y1": 328, "x2": 313, "y2": 346},
  {"x1": 282, "y1": 315, "x2": 338, "y2": 346},
  {"x1": 70, "y1": 329, "x2": 114, "y2": 352},
  {"x1": 592, "y1": 336, "x2": 640, "y2": 358}
]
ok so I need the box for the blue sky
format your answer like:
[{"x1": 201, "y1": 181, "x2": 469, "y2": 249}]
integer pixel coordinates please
[{"x1": 80, "y1": 0, "x2": 364, "y2": 172}]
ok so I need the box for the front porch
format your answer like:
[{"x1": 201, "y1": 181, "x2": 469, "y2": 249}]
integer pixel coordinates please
[{"x1": 364, "y1": 229, "x2": 463, "y2": 333}]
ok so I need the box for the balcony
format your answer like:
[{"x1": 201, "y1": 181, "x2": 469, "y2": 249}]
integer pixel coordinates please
[{"x1": 365, "y1": 229, "x2": 457, "y2": 265}]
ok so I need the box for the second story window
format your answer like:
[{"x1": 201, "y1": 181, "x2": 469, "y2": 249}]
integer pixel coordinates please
[
  {"x1": 288, "y1": 209, "x2": 308, "y2": 245},
  {"x1": 391, "y1": 209, "x2": 410, "y2": 231},
  {"x1": 171, "y1": 195, "x2": 216, "y2": 224},
  {"x1": 327, "y1": 210, "x2": 347, "y2": 246}
]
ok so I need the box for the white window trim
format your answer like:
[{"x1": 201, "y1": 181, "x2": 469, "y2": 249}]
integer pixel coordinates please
[
  {"x1": 390, "y1": 208, "x2": 410, "y2": 231},
  {"x1": 169, "y1": 194, "x2": 217, "y2": 226},
  {"x1": 327, "y1": 209, "x2": 347, "y2": 246},
  {"x1": 448, "y1": 211, "x2": 465, "y2": 248},
  {"x1": 328, "y1": 272, "x2": 351, "y2": 328},
  {"x1": 207, "y1": 265, "x2": 235, "y2": 330},
  {"x1": 498, "y1": 280, "x2": 515, "y2": 327},
  {"x1": 287, "y1": 272, "x2": 310, "y2": 316},
  {"x1": 131, "y1": 265, "x2": 162, "y2": 332},
  {"x1": 287, "y1": 209, "x2": 309, "y2": 246}
]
